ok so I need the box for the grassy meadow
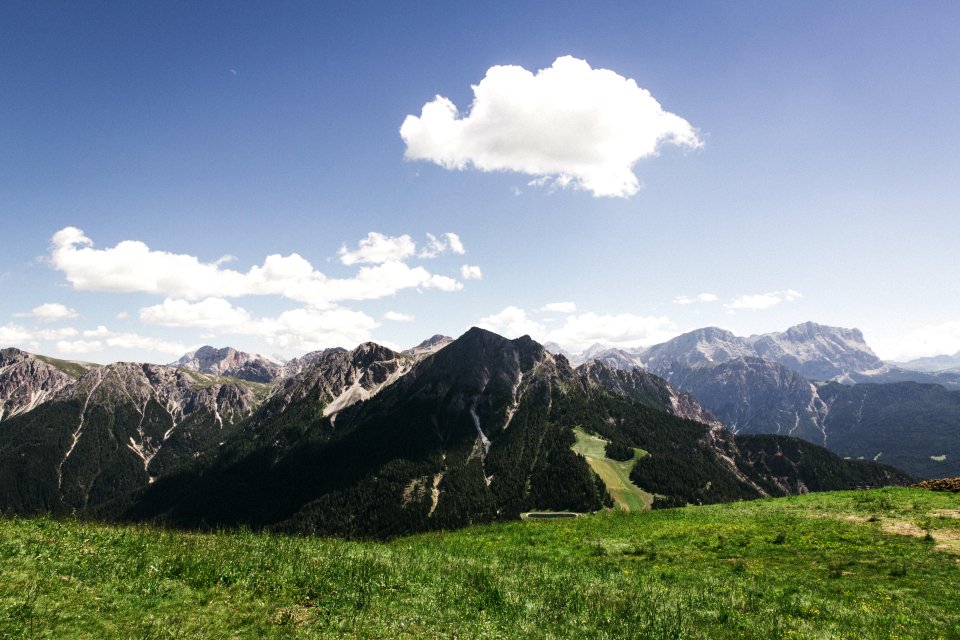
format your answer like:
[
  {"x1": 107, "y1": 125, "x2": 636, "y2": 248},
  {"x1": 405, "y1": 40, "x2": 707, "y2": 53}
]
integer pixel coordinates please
[
  {"x1": 2, "y1": 488, "x2": 959, "y2": 639},
  {"x1": 572, "y1": 426, "x2": 653, "y2": 511}
]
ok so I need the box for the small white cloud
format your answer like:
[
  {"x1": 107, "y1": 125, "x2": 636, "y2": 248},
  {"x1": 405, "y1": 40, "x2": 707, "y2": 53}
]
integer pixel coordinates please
[
  {"x1": 116, "y1": 311, "x2": 129, "y2": 319},
  {"x1": 725, "y1": 290, "x2": 803, "y2": 310},
  {"x1": 338, "y1": 232, "x2": 416, "y2": 266},
  {"x1": 673, "y1": 293, "x2": 718, "y2": 305},
  {"x1": 541, "y1": 301, "x2": 577, "y2": 313},
  {"x1": 15, "y1": 302, "x2": 78, "y2": 323},
  {"x1": 73, "y1": 326, "x2": 186, "y2": 356},
  {"x1": 419, "y1": 232, "x2": 466, "y2": 258},
  {"x1": 34, "y1": 327, "x2": 79, "y2": 340},
  {"x1": 0, "y1": 323, "x2": 77, "y2": 345},
  {"x1": 401, "y1": 55, "x2": 701, "y2": 198},
  {"x1": 477, "y1": 306, "x2": 544, "y2": 339},
  {"x1": 139, "y1": 297, "x2": 253, "y2": 330},
  {"x1": 460, "y1": 265, "x2": 482, "y2": 280},
  {"x1": 384, "y1": 311, "x2": 415, "y2": 322},
  {"x1": 55, "y1": 339, "x2": 103, "y2": 355}
]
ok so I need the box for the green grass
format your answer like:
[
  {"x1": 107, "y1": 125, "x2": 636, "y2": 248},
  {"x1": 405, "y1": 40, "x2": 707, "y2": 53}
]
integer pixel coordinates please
[
  {"x1": 5, "y1": 488, "x2": 958, "y2": 639},
  {"x1": 572, "y1": 426, "x2": 652, "y2": 511},
  {"x1": 182, "y1": 369, "x2": 272, "y2": 399},
  {"x1": 34, "y1": 355, "x2": 98, "y2": 380}
]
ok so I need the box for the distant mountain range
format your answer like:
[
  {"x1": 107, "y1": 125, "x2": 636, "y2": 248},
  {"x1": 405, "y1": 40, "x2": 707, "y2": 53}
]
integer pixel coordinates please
[
  {"x1": 895, "y1": 351, "x2": 960, "y2": 374},
  {"x1": 0, "y1": 329, "x2": 907, "y2": 538},
  {"x1": 553, "y1": 323, "x2": 960, "y2": 479}
]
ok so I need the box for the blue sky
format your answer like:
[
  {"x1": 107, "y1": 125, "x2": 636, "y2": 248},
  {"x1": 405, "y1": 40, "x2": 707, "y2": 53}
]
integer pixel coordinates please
[{"x1": 2, "y1": 1, "x2": 959, "y2": 363}]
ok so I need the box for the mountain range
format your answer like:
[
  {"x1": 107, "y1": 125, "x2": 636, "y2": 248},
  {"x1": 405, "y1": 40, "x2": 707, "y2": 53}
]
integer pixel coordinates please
[
  {"x1": 0, "y1": 328, "x2": 908, "y2": 538},
  {"x1": 556, "y1": 323, "x2": 960, "y2": 479}
]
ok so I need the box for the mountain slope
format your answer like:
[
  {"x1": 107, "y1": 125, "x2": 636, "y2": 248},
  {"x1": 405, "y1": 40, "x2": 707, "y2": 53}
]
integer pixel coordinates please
[
  {"x1": 0, "y1": 348, "x2": 89, "y2": 422},
  {"x1": 652, "y1": 358, "x2": 960, "y2": 479},
  {"x1": 128, "y1": 329, "x2": 907, "y2": 538},
  {"x1": 0, "y1": 362, "x2": 263, "y2": 516}
]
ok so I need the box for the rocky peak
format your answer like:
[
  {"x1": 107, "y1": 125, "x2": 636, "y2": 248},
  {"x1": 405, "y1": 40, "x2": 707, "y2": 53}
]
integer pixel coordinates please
[
  {"x1": 402, "y1": 334, "x2": 454, "y2": 359},
  {"x1": 173, "y1": 345, "x2": 284, "y2": 383},
  {"x1": 252, "y1": 342, "x2": 413, "y2": 427},
  {"x1": 640, "y1": 326, "x2": 751, "y2": 369},
  {"x1": 748, "y1": 322, "x2": 882, "y2": 381},
  {"x1": 0, "y1": 348, "x2": 79, "y2": 421}
]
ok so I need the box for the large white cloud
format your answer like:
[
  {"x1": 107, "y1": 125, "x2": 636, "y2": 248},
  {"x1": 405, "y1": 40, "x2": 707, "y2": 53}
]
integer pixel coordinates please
[
  {"x1": 477, "y1": 306, "x2": 676, "y2": 352},
  {"x1": 546, "y1": 312, "x2": 676, "y2": 352},
  {"x1": 50, "y1": 227, "x2": 465, "y2": 306},
  {"x1": 874, "y1": 320, "x2": 960, "y2": 361},
  {"x1": 401, "y1": 55, "x2": 701, "y2": 198}
]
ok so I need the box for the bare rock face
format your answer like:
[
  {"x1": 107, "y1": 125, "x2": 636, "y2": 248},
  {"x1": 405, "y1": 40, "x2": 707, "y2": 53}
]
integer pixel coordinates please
[
  {"x1": 0, "y1": 348, "x2": 80, "y2": 422},
  {"x1": 638, "y1": 322, "x2": 884, "y2": 382},
  {"x1": 173, "y1": 346, "x2": 284, "y2": 383},
  {"x1": 277, "y1": 347, "x2": 347, "y2": 379},
  {"x1": 252, "y1": 343, "x2": 412, "y2": 424},
  {"x1": 402, "y1": 334, "x2": 454, "y2": 359},
  {"x1": 749, "y1": 322, "x2": 883, "y2": 381}
]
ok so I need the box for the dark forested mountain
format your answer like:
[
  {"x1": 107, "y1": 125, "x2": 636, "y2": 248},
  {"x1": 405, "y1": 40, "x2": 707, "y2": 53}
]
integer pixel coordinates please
[
  {"x1": 0, "y1": 362, "x2": 264, "y2": 516},
  {"x1": 655, "y1": 358, "x2": 829, "y2": 444},
  {"x1": 0, "y1": 331, "x2": 909, "y2": 539},
  {"x1": 576, "y1": 359, "x2": 721, "y2": 428},
  {"x1": 128, "y1": 329, "x2": 906, "y2": 538},
  {"x1": 813, "y1": 381, "x2": 960, "y2": 479},
  {"x1": 648, "y1": 358, "x2": 960, "y2": 479}
]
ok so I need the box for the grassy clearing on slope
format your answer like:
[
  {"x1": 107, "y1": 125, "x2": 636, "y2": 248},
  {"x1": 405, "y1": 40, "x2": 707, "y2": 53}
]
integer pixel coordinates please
[
  {"x1": 35, "y1": 355, "x2": 97, "y2": 379},
  {"x1": 572, "y1": 426, "x2": 652, "y2": 511},
  {"x1": 4, "y1": 489, "x2": 958, "y2": 639}
]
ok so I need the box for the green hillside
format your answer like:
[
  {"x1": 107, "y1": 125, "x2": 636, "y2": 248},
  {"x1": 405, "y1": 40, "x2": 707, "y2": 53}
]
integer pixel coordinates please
[
  {"x1": 2, "y1": 488, "x2": 959, "y2": 639},
  {"x1": 572, "y1": 426, "x2": 652, "y2": 511}
]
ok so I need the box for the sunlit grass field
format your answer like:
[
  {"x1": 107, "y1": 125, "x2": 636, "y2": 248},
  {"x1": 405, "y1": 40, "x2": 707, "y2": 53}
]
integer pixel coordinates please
[{"x1": 2, "y1": 488, "x2": 959, "y2": 639}]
